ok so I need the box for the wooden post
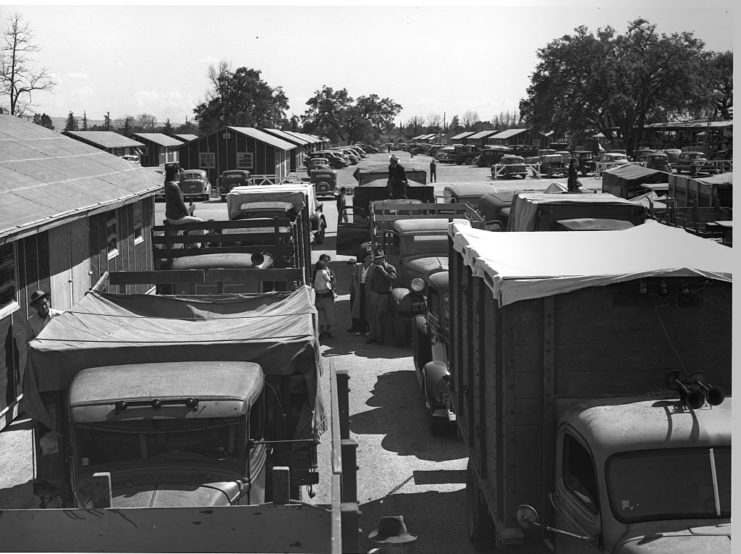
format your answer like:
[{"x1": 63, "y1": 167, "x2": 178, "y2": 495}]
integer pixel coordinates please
[
  {"x1": 272, "y1": 466, "x2": 290, "y2": 504},
  {"x1": 90, "y1": 472, "x2": 112, "y2": 508},
  {"x1": 341, "y1": 439, "x2": 357, "y2": 503},
  {"x1": 341, "y1": 501, "x2": 361, "y2": 554},
  {"x1": 336, "y1": 368, "x2": 350, "y2": 440}
]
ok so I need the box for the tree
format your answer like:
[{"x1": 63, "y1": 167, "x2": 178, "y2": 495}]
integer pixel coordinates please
[
  {"x1": 136, "y1": 113, "x2": 157, "y2": 131},
  {"x1": 448, "y1": 115, "x2": 460, "y2": 131},
  {"x1": 194, "y1": 64, "x2": 289, "y2": 134},
  {"x1": 519, "y1": 19, "x2": 715, "y2": 153},
  {"x1": 64, "y1": 111, "x2": 78, "y2": 131},
  {"x1": 426, "y1": 113, "x2": 443, "y2": 133},
  {"x1": 461, "y1": 111, "x2": 480, "y2": 129},
  {"x1": 162, "y1": 118, "x2": 174, "y2": 134},
  {"x1": 82, "y1": 111, "x2": 88, "y2": 130},
  {"x1": 301, "y1": 86, "x2": 353, "y2": 144},
  {"x1": 103, "y1": 112, "x2": 111, "y2": 131},
  {"x1": 32, "y1": 112, "x2": 53, "y2": 129},
  {"x1": 0, "y1": 13, "x2": 55, "y2": 115},
  {"x1": 707, "y1": 51, "x2": 733, "y2": 120},
  {"x1": 405, "y1": 115, "x2": 425, "y2": 137}
]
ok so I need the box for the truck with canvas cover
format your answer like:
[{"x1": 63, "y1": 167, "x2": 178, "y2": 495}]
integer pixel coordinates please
[
  {"x1": 10, "y1": 287, "x2": 360, "y2": 552},
  {"x1": 350, "y1": 164, "x2": 434, "y2": 219},
  {"x1": 601, "y1": 164, "x2": 670, "y2": 199},
  {"x1": 506, "y1": 192, "x2": 647, "y2": 232},
  {"x1": 336, "y1": 198, "x2": 484, "y2": 257},
  {"x1": 448, "y1": 221, "x2": 732, "y2": 552}
]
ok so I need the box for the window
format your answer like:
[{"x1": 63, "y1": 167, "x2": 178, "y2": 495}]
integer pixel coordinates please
[
  {"x1": 563, "y1": 433, "x2": 599, "y2": 514},
  {"x1": 133, "y1": 202, "x2": 143, "y2": 245},
  {"x1": 200, "y1": 152, "x2": 215, "y2": 169},
  {"x1": 237, "y1": 152, "x2": 254, "y2": 169},
  {"x1": 0, "y1": 243, "x2": 18, "y2": 317},
  {"x1": 106, "y1": 214, "x2": 119, "y2": 259}
]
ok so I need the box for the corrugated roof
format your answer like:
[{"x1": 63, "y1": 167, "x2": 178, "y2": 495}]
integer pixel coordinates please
[
  {"x1": 64, "y1": 131, "x2": 144, "y2": 149},
  {"x1": 174, "y1": 134, "x2": 199, "y2": 142},
  {"x1": 450, "y1": 131, "x2": 475, "y2": 140},
  {"x1": 263, "y1": 128, "x2": 309, "y2": 145},
  {"x1": 229, "y1": 127, "x2": 296, "y2": 151},
  {"x1": 286, "y1": 131, "x2": 321, "y2": 145},
  {"x1": 490, "y1": 128, "x2": 528, "y2": 140},
  {"x1": 132, "y1": 132, "x2": 183, "y2": 147},
  {"x1": 0, "y1": 115, "x2": 162, "y2": 241},
  {"x1": 466, "y1": 130, "x2": 498, "y2": 140}
]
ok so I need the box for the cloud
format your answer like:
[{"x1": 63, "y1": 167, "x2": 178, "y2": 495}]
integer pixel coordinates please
[
  {"x1": 48, "y1": 72, "x2": 64, "y2": 86},
  {"x1": 71, "y1": 86, "x2": 94, "y2": 99},
  {"x1": 68, "y1": 72, "x2": 89, "y2": 80}
]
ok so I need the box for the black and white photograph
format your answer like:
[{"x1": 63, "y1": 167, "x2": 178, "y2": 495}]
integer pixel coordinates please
[{"x1": 0, "y1": 1, "x2": 735, "y2": 552}]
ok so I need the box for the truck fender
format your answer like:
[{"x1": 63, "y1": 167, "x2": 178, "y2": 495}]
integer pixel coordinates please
[
  {"x1": 391, "y1": 287, "x2": 412, "y2": 313},
  {"x1": 422, "y1": 360, "x2": 449, "y2": 405}
]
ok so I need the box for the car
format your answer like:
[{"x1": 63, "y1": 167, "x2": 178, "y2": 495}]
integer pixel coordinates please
[
  {"x1": 645, "y1": 152, "x2": 672, "y2": 172},
  {"x1": 307, "y1": 157, "x2": 331, "y2": 171},
  {"x1": 634, "y1": 147, "x2": 655, "y2": 163},
  {"x1": 492, "y1": 155, "x2": 529, "y2": 179},
  {"x1": 308, "y1": 151, "x2": 346, "y2": 169},
  {"x1": 539, "y1": 154, "x2": 568, "y2": 177},
  {"x1": 218, "y1": 169, "x2": 251, "y2": 201},
  {"x1": 474, "y1": 147, "x2": 510, "y2": 167},
  {"x1": 659, "y1": 148, "x2": 682, "y2": 164},
  {"x1": 674, "y1": 151, "x2": 707, "y2": 175},
  {"x1": 573, "y1": 150, "x2": 596, "y2": 176},
  {"x1": 595, "y1": 152, "x2": 630, "y2": 174},
  {"x1": 179, "y1": 169, "x2": 211, "y2": 202},
  {"x1": 309, "y1": 167, "x2": 338, "y2": 198}
]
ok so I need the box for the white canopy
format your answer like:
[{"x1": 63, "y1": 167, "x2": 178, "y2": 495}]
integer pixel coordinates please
[
  {"x1": 228, "y1": 182, "x2": 317, "y2": 216},
  {"x1": 450, "y1": 220, "x2": 732, "y2": 306}
]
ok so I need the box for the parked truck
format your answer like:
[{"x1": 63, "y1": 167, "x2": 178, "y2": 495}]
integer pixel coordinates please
[
  {"x1": 10, "y1": 286, "x2": 360, "y2": 552},
  {"x1": 349, "y1": 164, "x2": 434, "y2": 220},
  {"x1": 448, "y1": 221, "x2": 732, "y2": 552}
]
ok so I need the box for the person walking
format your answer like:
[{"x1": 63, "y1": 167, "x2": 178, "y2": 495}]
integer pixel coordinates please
[
  {"x1": 348, "y1": 248, "x2": 373, "y2": 335},
  {"x1": 429, "y1": 158, "x2": 437, "y2": 183},
  {"x1": 567, "y1": 158, "x2": 580, "y2": 193},
  {"x1": 387, "y1": 155, "x2": 408, "y2": 199},
  {"x1": 336, "y1": 187, "x2": 348, "y2": 224},
  {"x1": 365, "y1": 250, "x2": 397, "y2": 345},
  {"x1": 28, "y1": 290, "x2": 63, "y2": 341},
  {"x1": 313, "y1": 259, "x2": 336, "y2": 340}
]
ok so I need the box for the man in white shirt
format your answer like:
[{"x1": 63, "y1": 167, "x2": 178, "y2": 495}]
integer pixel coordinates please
[{"x1": 28, "y1": 290, "x2": 62, "y2": 341}]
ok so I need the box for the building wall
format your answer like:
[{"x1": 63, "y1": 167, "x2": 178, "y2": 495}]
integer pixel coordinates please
[
  {"x1": 179, "y1": 130, "x2": 287, "y2": 183},
  {"x1": 140, "y1": 143, "x2": 179, "y2": 167}
]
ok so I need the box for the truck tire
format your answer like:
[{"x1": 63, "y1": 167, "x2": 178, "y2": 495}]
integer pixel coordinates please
[
  {"x1": 315, "y1": 223, "x2": 326, "y2": 245},
  {"x1": 465, "y1": 156, "x2": 473, "y2": 165},
  {"x1": 466, "y1": 460, "x2": 496, "y2": 549},
  {"x1": 392, "y1": 315, "x2": 409, "y2": 347},
  {"x1": 412, "y1": 315, "x2": 431, "y2": 373}
]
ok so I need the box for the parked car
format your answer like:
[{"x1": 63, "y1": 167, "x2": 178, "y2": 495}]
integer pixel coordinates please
[
  {"x1": 573, "y1": 150, "x2": 596, "y2": 176},
  {"x1": 645, "y1": 152, "x2": 672, "y2": 172},
  {"x1": 308, "y1": 157, "x2": 331, "y2": 171},
  {"x1": 659, "y1": 148, "x2": 682, "y2": 164},
  {"x1": 596, "y1": 152, "x2": 630, "y2": 174},
  {"x1": 674, "y1": 151, "x2": 707, "y2": 174},
  {"x1": 218, "y1": 169, "x2": 251, "y2": 201},
  {"x1": 309, "y1": 151, "x2": 347, "y2": 169},
  {"x1": 179, "y1": 169, "x2": 211, "y2": 202},
  {"x1": 474, "y1": 147, "x2": 510, "y2": 167},
  {"x1": 492, "y1": 155, "x2": 529, "y2": 179},
  {"x1": 539, "y1": 154, "x2": 568, "y2": 177},
  {"x1": 634, "y1": 147, "x2": 655, "y2": 163},
  {"x1": 309, "y1": 167, "x2": 338, "y2": 198}
]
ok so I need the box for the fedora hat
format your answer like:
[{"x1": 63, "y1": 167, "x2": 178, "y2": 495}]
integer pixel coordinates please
[
  {"x1": 389, "y1": 154, "x2": 399, "y2": 162},
  {"x1": 30, "y1": 290, "x2": 49, "y2": 305},
  {"x1": 373, "y1": 250, "x2": 385, "y2": 260},
  {"x1": 368, "y1": 515, "x2": 418, "y2": 544}
]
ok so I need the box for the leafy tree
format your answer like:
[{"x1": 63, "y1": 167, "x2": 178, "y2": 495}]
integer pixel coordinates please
[
  {"x1": 194, "y1": 64, "x2": 289, "y2": 134},
  {"x1": 136, "y1": 113, "x2": 157, "y2": 131},
  {"x1": 707, "y1": 51, "x2": 733, "y2": 120},
  {"x1": 175, "y1": 118, "x2": 198, "y2": 135},
  {"x1": 162, "y1": 118, "x2": 174, "y2": 134},
  {"x1": 103, "y1": 112, "x2": 111, "y2": 131},
  {"x1": 301, "y1": 86, "x2": 401, "y2": 143},
  {"x1": 82, "y1": 111, "x2": 88, "y2": 130},
  {"x1": 0, "y1": 13, "x2": 54, "y2": 115},
  {"x1": 64, "y1": 111, "x2": 78, "y2": 131},
  {"x1": 448, "y1": 115, "x2": 460, "y2": 131},
  {"x1": 405, "y1": 115, "x2": 425, "y2": 137},
  {"x1": 519, "y1": 19, "x2": 716, "y2": 153},
  {"x1": 32, "y1": 112, "x2": 53, "y2": 129},
  {"x1": 426, "y1": 113, "x2": 442, "y2": 133},
  {"x1": 461, "y1": 111, "x2": 480, "y2": 129}
]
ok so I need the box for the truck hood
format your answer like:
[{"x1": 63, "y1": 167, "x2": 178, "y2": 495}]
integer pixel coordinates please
[
  {"x1": 615, "y1": 522, "x2": 731, "y2": 554},
  {"x1": 76, "y1": 462, "x2": 245, "y2": 508},
  {"x1": 403, "y1": 256, "x2": 448, "y2": 284}
]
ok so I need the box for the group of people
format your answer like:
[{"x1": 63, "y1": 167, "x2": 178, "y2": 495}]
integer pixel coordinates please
[{"x1": 313, "y1": 249, "x2": 398, "y2": 345}]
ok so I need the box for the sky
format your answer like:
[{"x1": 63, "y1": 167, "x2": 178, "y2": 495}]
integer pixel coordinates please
[{"x1": 0, "y1": 1, "x2": 736, "y2": 127}]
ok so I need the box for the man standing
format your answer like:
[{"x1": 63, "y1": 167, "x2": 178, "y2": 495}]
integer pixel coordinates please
[
  {"x1": 387, "y1": 155, "x2": 408, "y2": 199},
  {"x1": 28, "y1": 290, "x2": 62, "y2": 341},
  {"x1": 429, "y1": 158, "x2": 437, "y2": 183},
  {"x1": 567, "y1": 158, "x2": 580, "y2": 193},
  {"x1": 365, "y1": 250, "x2": 397, "y2": 345}
]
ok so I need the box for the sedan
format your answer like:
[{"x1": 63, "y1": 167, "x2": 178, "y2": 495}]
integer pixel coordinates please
[
  {"x1": 492, "y1": 155, "x2": 529, "y2": 179},
  {"x1": 180, "y1": 169, "x2": 211, "y2": 201}
]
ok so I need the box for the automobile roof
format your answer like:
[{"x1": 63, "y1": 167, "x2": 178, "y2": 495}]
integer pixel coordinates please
[{"x1": 69, "y1": 361, "x2": 264, "y2": 421}]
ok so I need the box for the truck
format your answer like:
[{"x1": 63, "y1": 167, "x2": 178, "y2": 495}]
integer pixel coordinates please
[
  {"x1": 9, "y1": 286, "x2": 360, "y2": 552},
  {"x1": 448, "y1": 220, "x2": 732, "y2": 552}
]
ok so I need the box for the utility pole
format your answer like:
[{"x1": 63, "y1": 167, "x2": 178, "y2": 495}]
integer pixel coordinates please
[{"x1": 443, "y1": 112, "x2": 446, "y2": 132}]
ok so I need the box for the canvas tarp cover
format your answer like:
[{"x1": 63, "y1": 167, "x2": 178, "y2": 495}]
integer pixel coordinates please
[
  {"x1": 226, "y1": 189, "x2": 306, "y2": 220},
  {"x1": 24, "y1": 286, "x2": 326, "y2": 436},
  {"x1": 353, "y1": 164, "x2": 427, "y2": 186},
  {"x1": 507, "y1": 192, "x2": 642, "y2": 231},
  {"x1": 450, "y1": 220, "x2": 732, "y2": 307},
  {"x1": 602, "y1": 164, "x2": 669, "y2": 197}
]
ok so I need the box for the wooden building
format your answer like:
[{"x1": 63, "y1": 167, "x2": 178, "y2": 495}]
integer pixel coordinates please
[
  {"x1": 173, "y1": 133, "x2": 199, "y2": 143},
  {"x1": 0, "y1": 115, "x2": 161, "y2": 429},
  {"x1": 178, "y1": 126, "x2": 296, "y2": 184},
  {"x1": 132, "y1": 132, "x2": 183, "y2": 167},
  {"x1": 283, "y1": 130, "x2": 326, "y2": 153},
  {"x1": 488, "y1": 128, "x2": 548, "y2": 148},
  {"x1": 465, "y1": 129, "x2": 498, "y2": 147},
  {"x1": 63, "y1": 130, "x2": 144, "y2": 159},
  {"x1": 263, "y1": 128, "x2": 311, "y2": 171},
  {"x1": 449, "y1": 131, "x2": 476, "y2": 144}
]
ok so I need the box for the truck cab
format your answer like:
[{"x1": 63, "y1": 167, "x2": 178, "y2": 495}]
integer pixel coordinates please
[
  {"x1": 218, "y1": 169, "x2": 251, "y2": 201},
  {"x1": 69, "y1": 361, "x2": 267, "y2": 508},
  {"x1": 545, "y1": 397, "x2": 731, "y2": 553}
]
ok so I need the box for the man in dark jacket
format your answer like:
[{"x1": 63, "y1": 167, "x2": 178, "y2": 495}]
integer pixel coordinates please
[
  {"x1": 387, "y1": 155, "x2": 408, "y2": 199},
  {"x1": 365, "y1": 250, "x2": 397, "y2": 345}
]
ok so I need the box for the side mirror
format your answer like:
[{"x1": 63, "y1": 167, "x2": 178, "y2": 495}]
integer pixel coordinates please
[{"x1": 515, "y1": 505, "x2": 540, "y2": 529}]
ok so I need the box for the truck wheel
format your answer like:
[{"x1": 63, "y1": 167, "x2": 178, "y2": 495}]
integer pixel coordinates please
[
  {"x1": 466, "y1": 460, "x2": 496, "y2": 549},
  {"x1": 465, "y1": 157, "x2": 473, "y2": 165},
  {"x1": 393, "y1": 316, "x2": 409, "y2": 347},
  {"x1": 412, "y1": 315, "x2": 431, "y2": 373},
  {"x1": 315, "y1": 225, "x2": 325, "y2": 245}
]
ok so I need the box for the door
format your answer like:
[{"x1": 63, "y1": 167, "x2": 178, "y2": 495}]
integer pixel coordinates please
[
  {"x1": 553, "y1": 429, "x2": 602, "y2": 553},
  {"x1": 48, "y1": 220, "x2": 91, "y2": 310},
  {"x1": 336, "y1": 207, "x2": 371, "y2": 256}
]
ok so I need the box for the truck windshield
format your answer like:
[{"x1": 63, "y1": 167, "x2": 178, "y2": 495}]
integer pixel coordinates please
[
  {"x1": 402, "y1": 235, "x2": 448, "y2": 257},
  {"x1": 606, "y1": 447, "x2": 730, "y2": 523},
  {"x1": 75, "y1": 419, "x2": 242, "y2": 466}
]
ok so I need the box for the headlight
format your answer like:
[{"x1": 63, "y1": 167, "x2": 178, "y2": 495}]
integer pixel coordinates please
[{"x1": 411, "y1": 278, "x2": 425, "y2": 292}]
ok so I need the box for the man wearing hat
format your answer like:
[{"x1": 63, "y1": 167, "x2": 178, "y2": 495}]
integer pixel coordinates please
[
  {"x1": 28, "y1": 290, "x2": 63, "y2": 341},
  {"x1": 365, "y1": 250, "x2": 397, "y2": 345},
  {"x1": 387, "y1": 155, "x2": 408, "y2": 199}
]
